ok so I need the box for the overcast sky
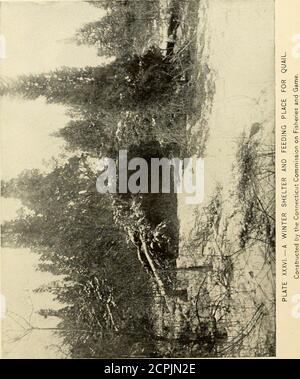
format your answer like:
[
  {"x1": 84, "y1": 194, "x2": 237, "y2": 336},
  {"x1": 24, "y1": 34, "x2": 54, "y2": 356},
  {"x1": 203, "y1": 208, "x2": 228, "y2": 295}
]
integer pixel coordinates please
[
  {"x1": 0, "y1": 2, "x2": 107, "y2": 358},
  {"x1": 0, "y1": 1, "x2": 105, "y2": 181}
]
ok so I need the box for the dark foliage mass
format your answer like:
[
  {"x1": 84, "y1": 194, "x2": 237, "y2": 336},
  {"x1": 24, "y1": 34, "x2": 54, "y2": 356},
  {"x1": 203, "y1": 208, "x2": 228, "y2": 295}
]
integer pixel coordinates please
[
  {"x1": 1, "y1": 0, "x2": 192, "y2": 357},
  {"x1": 1, "y1": 156, "x2": 155, "y2": 357},
  {"x1": 1, "y1": 0, "x2": 276, "y2": 358}
]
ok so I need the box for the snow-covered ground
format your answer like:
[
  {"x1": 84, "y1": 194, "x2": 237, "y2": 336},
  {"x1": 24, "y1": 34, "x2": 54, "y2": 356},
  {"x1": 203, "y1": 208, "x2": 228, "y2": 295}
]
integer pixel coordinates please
[
  {"x1": 176, "y1": 0, "x2": 275, "y2": 356},
  {"x1": 178, "y1": 0, "x2": 274, "y2": 234}
]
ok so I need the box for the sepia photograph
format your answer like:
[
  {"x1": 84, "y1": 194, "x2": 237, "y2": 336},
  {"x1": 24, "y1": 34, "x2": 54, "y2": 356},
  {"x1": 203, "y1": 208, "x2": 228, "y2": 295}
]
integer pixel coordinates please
[{"x1": 0, "y1": 0, "x2": 275, "y2": 358}]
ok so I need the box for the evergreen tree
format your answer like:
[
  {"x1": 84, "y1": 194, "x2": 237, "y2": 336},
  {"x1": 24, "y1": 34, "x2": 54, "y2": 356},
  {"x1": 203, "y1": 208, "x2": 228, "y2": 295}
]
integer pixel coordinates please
[
  {"x1": 75, "y1": 9, "x2": 134, "y2": 57},
  {"x1": 53, "y1": 119, "x2": 115, "y2": 155},
  {"x1": 1, "y1": 155, "x2": 154, "y2": 357},
  {"x1": 6, "y1": 64, "x2": 128, "y2": 111},
  {"x1": 76, "y1": 1, "x2": 160, "y2": 58}
]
